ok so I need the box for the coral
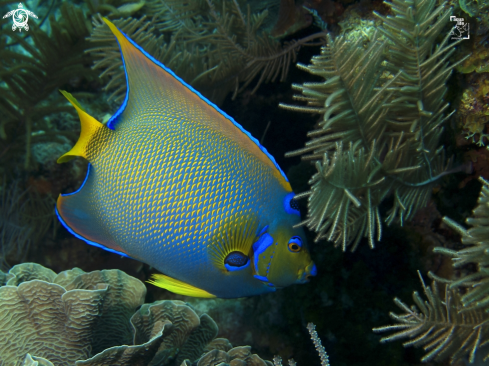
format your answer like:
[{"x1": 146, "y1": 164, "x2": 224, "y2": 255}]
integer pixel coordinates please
[
  {"x1": 458, "y1": 0, "x2": 489, "y2": 30},
  {"x1": 0, "y1": 181, "x2": 56, "y2": 270},
  {"x1": 270, "y1": 0, "x2": 312, "y2": 37},
  {"x1": 85, "y1": 0, "x2": 147, "y2": 18},
  {"x1": 272, "y1": 323, "x2": 330, "y2": 366},
  {"x1": 373, "y1": 272, "x2": 489, "y2": 363},
  {"x1": 0, "y1": 2, "x2": 93, "y2": 172},
  {"x1": 86, "y1": 0, "x2": 327, "y2": 105},
  {"x1": 303, "y1": 0, "x2": 345, "y2": 26},
  {"x1": 456, "y1": 37, "x2": 489, "y2": 74},
  {"x1": 374, "y1": 177, "x2": 489, "y2": 363},
  {"x1": 433, "y1": 177, "x2": 489, "y2": 311},
  {"x1": 457, "y1": 73, "x2": 489, "y2": 146},
  {"x1": 280, "y1": 0, "x2": 463, "y2": 250},
  {"x1": 0, "y1": 262, "x2": 223, "y2": 366},
  {"x1": 337, "y1": 9, "x2": 380, "y2": 42},
  {"x1": 187, "y1": 345, "x2": 272, "y2": 366},
  {"x1": 0, "y1": 2, "x2": 98, "y2": 270},
  {"x1": 306, "y1": 323, "x2": 330, "y2": 366}
]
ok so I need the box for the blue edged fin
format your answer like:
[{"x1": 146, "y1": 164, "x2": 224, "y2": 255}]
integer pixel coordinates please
[
  {"x1": 57, "y1": 91, "x2": 107, "y2": 163},
  {"x1": 56, "y1": 164, "x2": 131, "y2": 258},
  {"x1": 101, "y1": 18, "x2": 290, "y2": 187}
]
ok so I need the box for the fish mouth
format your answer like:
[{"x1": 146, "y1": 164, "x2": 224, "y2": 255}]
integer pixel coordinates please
[{"x1": 299, "y1": 262, "x2": 317, "y2": 283}]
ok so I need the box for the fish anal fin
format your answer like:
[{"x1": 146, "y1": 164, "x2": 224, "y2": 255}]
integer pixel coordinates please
[
  {"x1": 58, "y1": 90, "x2": 107, "y2": 163},
  {"x1": 147, "y1": 274, "x2": 216, "y2": 298}
]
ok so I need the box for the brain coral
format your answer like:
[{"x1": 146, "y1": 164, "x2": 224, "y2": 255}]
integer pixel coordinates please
[{"x1": 0, "y1": 263, "x2": 271, "y2": 366}]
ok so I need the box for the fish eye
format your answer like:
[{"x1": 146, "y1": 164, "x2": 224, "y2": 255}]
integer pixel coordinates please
[{"x1": 288, "y1": 236, "x2": 302, "y2": 253}]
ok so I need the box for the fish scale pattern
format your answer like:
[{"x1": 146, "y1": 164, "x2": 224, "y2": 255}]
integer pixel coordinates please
[
  {"x1": 55, "y1": 19, "x2": 314, "y2": 297},
  {"x1": 85, "y1": 106, "x2": 283, "y2": 287}
]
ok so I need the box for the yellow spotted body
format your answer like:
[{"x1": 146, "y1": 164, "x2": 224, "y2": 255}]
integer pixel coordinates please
[{"x1": 56, "y1": 19, "x2": 316, "y2": 298}]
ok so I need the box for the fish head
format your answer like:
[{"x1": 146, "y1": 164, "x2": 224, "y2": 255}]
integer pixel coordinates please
[{"x1": 252, "y1": 193, "x2": 317, "y2": 289}]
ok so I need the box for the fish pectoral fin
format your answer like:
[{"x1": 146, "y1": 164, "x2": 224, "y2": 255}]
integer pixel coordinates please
[
  {"x1": 147, "y1": 274, "x2": 216, "y2": 298},
  {"x1": 58, "y1": 90, "x2": 107, "y2": 163}
]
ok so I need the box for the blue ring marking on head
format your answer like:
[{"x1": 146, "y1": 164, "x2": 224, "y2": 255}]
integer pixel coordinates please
[
  {"x1": 107, "y1": 25, "x2": 288, "y2": 182},
  {"x1": 55, "y1": 206, "x2": 130, "y2": 258},
  {"x1": 61, "y1": 163, "x2": 91, "y2": 197},
  {"x1": 284, "y1": 192, "x2": 300, "y2": 215},
  {"x1": 256, "y1": 225, "x2": 269, "y2": 238},
  {"x1": 252, "y1": 233, "x2": 274, "y2": 275},
  {"x1": 310, "y1": 263, "x2": 318, "y2": 276},
  {"x1": 224, "y1": 258, "x2": 250, "y2": 272}
]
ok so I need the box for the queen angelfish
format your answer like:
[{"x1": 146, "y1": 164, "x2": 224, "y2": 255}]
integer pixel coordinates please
[{"x1": 56, "y1": 18, "x2": 317, "y2": 298}]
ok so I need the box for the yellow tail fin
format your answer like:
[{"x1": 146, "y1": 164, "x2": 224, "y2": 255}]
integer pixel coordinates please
[{"x1": 58, "y1": 90, "x2": 106, "y2": 163}]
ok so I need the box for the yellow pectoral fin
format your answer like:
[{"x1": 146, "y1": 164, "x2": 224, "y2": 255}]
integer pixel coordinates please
[
  {"x1": 147, "y1": 274, "x2": 216, "y2": 298},
  {"x1": 58, "y1": 90, "x2": 106, "y2": 163}
]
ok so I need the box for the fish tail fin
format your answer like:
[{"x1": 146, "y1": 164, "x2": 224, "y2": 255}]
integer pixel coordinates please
[
  {"x1": 58, "y1": 90, "x2": 107, "y2": 163},
  {"x1": 147, "y1": 274, "x2": 216, "y2": 298}
]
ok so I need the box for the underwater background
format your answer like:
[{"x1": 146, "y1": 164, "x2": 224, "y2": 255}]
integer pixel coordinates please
[{"x1": 1, "y1": 0, "x2": 489, "y2": 365}]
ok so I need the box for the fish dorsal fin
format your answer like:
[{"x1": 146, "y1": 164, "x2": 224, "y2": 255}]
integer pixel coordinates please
[
  {"x1": 102, "y1": 18, "x2": 289, "y2": 188},
  {"x1": 58, "y1": 90, "x2": 106, "y2": 163}
]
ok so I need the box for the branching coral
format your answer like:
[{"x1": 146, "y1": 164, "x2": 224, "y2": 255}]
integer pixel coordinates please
[
  {"x1": 272, "y1": 323, "x2": 330, "y2": 366},
  {"x1": 86, "y1": 0, "x2": 327, "y2": 105},
  {"x1": 433, "y1": 177, "x2": 489, "y2": 311},
  {"x1": 0, "y1": 2, "x2": 93, "y2": 171},
  {"x1": 281, "y1": 0, "x2": 464, "y2": 250},
  {"x1": 373, "y1": 272, "x2": 489, "y2": 363},
  {"x1": 374, "y1": 177, "x2": 489, "y2": 363}
]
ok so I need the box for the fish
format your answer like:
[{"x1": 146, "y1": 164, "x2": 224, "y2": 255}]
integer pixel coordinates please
[{"x1": 55, "y1": 18, "x2": 317, "y2": 298}]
